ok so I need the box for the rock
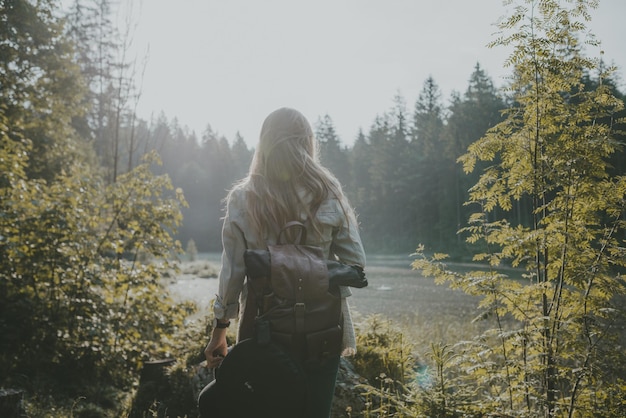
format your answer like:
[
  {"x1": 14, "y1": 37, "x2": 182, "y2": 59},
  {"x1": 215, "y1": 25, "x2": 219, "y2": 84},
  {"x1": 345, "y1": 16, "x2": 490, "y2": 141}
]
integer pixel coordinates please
[{"x1": 332, "y1": 358, "x2": 370, "y2": 417}]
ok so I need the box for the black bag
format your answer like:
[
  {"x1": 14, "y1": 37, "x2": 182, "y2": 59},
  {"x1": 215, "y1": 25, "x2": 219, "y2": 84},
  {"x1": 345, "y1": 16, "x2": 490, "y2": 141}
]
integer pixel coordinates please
[
  {"x1": 198, "y1": 338, "x2": 306, "y2": 418},
  {"x1": 240, "y1": 221, "x2": 367, "y2": 364}
]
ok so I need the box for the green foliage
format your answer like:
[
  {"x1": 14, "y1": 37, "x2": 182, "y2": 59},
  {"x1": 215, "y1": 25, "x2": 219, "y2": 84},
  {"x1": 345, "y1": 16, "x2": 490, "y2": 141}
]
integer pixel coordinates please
[
  {"x1": 404, "y1": 343, "x2": 468, "y2": 418},
  {"x1": 411, "y1": 1, "x2": 626, "y2": 417},
  {"x1": 0, "y1": 142, "x2": 192, "y2": 394},
  {"x1": 352, "y1": 315, "x2": 416, "y2": 416},
  {"x1": 354, "y1": 315, "x2": 415, "y2": 387},
  {"x1": 1, "y1": 3, "x2": 196, "y2": 411},
  {"x1": 1, "y1": 0, "x2": 91, "y2": 182}
]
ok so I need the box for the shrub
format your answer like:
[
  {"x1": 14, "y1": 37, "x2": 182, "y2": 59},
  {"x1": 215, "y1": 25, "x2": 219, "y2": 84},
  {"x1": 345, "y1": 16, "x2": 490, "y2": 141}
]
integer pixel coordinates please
[{"x1": 0, "y1": 149, "x2": 192, "y2": 399}]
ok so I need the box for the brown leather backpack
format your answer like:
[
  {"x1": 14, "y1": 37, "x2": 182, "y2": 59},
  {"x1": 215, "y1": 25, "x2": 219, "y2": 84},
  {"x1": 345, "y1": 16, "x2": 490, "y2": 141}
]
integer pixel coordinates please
[{"x1": 241, "y1": 221, "x2": 344, "y2": 365}]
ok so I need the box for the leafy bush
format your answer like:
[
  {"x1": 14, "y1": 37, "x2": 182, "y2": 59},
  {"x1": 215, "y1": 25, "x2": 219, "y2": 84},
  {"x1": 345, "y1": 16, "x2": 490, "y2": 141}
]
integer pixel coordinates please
[
  {"x1": 354, "y1": 315, "x2": 415, "y2": 387},
  {"x1": 0, "y1": 139, "x2": 192, "y2": 401}
]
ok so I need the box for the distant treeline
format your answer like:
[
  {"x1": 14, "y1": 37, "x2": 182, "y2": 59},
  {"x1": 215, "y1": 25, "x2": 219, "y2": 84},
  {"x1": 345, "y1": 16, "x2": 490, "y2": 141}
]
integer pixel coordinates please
[
  {"x1": 150, "y1": 67, "x2": 626, "y2": 257},
  {"x1": 5, "y1": 0, "x2": 624, "y2": 259}
]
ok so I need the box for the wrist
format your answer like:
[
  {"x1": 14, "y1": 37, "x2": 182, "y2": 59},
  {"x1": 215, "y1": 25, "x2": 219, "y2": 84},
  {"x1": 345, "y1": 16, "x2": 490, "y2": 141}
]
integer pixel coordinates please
[{"x1": 212, "y1": 317, "x2": 230, "y2": 330}]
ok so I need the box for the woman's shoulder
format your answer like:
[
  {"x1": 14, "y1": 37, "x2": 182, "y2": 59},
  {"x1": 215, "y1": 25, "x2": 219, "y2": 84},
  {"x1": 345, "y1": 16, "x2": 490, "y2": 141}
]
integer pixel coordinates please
[
  {"x1": 226, "y1": 181, "x2": 251, "y2": 213},
  {"x1": 315, "y1": 194, "x2": 351, "y2": 225},
  {"x1": 317, "y1": 195, "x2": 341, "y2": 212},
  {"x1": 230, "y1": 179, "x2": 254, "y2": 198}
]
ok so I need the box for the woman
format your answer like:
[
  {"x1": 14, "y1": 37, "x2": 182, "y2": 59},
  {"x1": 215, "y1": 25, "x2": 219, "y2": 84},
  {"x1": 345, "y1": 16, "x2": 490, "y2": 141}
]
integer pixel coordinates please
[{"x1": 202, "y1": 107, "x2": 366, "y2": 417}]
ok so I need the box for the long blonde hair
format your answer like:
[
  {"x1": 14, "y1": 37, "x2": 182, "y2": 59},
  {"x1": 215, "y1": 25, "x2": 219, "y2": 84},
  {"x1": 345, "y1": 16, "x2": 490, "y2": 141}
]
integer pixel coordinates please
[{"x1": 232, "y1": 107, "x2": 346, "y2": 240}]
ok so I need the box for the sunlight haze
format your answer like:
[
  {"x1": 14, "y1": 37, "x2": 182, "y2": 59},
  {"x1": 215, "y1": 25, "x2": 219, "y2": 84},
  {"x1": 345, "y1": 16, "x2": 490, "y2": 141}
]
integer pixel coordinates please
[{"x1": 109, "y1": 0, "x2": 626, "y2": 147}]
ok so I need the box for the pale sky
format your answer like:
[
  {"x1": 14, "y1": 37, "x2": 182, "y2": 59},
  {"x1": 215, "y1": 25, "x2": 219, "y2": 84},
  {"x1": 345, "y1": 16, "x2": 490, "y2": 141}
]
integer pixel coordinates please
[{"x1": 112, "y1": 0, "x2": 626, "y2": 147}]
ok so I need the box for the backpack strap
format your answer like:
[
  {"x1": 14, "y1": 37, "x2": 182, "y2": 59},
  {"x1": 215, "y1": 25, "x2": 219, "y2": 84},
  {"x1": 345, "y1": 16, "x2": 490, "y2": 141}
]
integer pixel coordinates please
[{"x1": 277, "y1": 221, "x2": 307, "y2": 245}]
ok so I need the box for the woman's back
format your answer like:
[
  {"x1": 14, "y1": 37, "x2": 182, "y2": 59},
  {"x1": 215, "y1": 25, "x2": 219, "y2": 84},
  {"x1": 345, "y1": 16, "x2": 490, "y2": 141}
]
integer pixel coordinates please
[{"x1": 201, "y1": 107, "x2": 366, "y2": 418}]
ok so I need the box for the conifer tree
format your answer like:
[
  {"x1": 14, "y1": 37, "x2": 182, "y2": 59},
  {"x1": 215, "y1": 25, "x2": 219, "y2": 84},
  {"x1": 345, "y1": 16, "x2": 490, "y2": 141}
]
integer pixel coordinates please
[
  {"x1": 444, "y1": 64, "x2": 506, "y2": 247},
  {"x1": 349, "y1": 130, "x2": 373, "y2": 240},
  {"x1": 231, "y1": 131, "x2": 254, "y2": 180},
  {"x1": 316, "y1": 114, "x2": 351, "y2": 189},
  {"x1": 411, "y1": 77, "x2": 447, "y2": 250},
  {"x1": 1, "y1": 0, "x2": 89, "y2": 181}
]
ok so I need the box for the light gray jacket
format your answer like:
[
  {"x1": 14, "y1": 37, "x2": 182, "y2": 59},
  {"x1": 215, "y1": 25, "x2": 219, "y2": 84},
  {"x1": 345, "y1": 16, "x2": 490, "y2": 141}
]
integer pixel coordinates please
[{"x1": 213, "y1": 185, "x2": 366, "y2": 355}]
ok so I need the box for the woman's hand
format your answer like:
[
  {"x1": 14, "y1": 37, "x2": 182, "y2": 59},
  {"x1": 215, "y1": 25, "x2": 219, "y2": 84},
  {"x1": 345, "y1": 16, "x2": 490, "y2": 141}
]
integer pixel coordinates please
[{"x1": 204, "y1": 328, "x2": 228, "y2": 368}]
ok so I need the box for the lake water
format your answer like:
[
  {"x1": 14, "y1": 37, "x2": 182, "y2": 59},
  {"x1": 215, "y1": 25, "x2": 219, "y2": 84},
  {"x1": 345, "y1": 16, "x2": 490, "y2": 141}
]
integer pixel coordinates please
[{"x1": 168, "y1": 253, "x2": 484, "y2": 344}]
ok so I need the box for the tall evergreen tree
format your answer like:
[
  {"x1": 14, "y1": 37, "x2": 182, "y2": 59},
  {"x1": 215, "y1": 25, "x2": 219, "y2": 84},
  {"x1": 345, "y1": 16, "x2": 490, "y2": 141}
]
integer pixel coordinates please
[
  {"x1": 444, "y1": 64, "x2": 506, "y2": 247},
  {"x1": 349, "y1": 129, "x2": 372, "y2": 237},
  {"x1": 316, "y1": 114, "x2": 351, "y2": 188},
  {"x1": 1, "y1": 0, "x2": 90, "y2": 181},
  {"x1": 411, "y1": 76, "x2": 445, "y2": 157},
  {"x1": 387, "y1": 94, "x2": 417, "y2": 250},
  {"x1": 365, "y1": 115, "x2": 396, "y2": 249},
  {"x1": 231, "y1": 131, "x2": 253, "y2": 181},
  {"x1": 411, "y1": 77, "x2": 448, "y2": 250}
]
